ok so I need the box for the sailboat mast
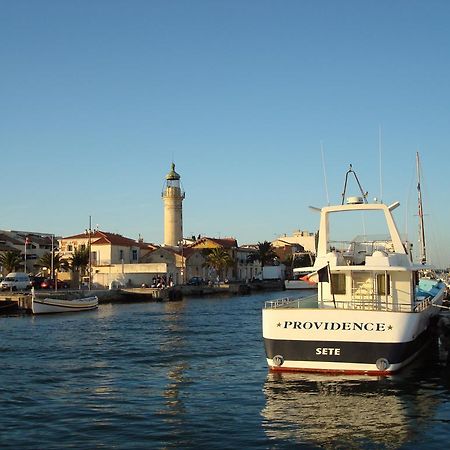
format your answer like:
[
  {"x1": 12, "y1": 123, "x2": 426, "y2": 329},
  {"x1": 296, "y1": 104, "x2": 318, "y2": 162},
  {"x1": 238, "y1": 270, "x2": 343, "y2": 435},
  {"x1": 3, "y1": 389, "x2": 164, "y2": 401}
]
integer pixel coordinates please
[{"x1": 416, "y1": 152, "x2": 426, "y2": 264}]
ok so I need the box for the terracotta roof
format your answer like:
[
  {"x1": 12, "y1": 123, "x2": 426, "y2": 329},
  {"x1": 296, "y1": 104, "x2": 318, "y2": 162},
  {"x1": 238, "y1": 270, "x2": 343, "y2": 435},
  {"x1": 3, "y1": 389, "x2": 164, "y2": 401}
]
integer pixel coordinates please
[
  {"x1": 62, "y1": 230, "x2": 140, "y2": 247},
  {"x1": 188, "y1": 237, "x2": 238, "y2": 249}
]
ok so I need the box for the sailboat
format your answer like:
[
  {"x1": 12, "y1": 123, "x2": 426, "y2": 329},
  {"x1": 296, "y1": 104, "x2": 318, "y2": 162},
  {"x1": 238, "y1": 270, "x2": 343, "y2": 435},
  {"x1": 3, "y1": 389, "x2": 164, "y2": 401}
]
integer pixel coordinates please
[{"x1": 262, "y1": 159, "x2": 446, "y2": 375}]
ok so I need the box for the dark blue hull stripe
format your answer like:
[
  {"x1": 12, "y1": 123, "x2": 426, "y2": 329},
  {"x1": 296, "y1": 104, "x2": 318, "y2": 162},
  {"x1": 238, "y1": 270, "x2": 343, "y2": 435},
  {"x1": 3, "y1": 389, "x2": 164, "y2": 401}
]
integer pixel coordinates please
[{"x1": 264, "y1": 328, "x2": 431, "y2": 365}]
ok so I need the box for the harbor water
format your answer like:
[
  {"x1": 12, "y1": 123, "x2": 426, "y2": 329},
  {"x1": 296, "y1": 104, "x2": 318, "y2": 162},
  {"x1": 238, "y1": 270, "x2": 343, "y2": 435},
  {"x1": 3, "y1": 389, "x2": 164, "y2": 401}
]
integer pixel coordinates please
[{"x1": 1, "y1": 291, "x2": 449, "y2": 449}]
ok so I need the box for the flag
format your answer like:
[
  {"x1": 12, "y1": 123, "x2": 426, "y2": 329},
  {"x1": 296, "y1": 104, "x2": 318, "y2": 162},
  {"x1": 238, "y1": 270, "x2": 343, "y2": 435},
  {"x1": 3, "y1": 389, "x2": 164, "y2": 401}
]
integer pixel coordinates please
[
  {"x1": 300, "y1": 272, "x2": 318, "y2": 285},
  {"x1": 317, "y1": 265, "x2": 329, "y2": 283},
  {"x1": 300, "y1": 265, "x2": 329, "y2": 284}
]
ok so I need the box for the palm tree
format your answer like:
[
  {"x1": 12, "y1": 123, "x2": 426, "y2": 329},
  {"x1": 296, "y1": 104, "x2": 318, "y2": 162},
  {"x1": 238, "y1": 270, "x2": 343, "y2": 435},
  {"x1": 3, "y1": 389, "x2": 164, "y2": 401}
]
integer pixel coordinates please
[
  {"x1": 70, "y1": 247, "x2": 89, "y2": 273},
  {"x1": 36, "y1": 252, "x2": 69, "y2": 272},
  {"x1": 70, "y1": 246, "x2": 90, "y2": 288},
  {"x1": 0, "y1": 250, "x2": 23, "y2": 274},
  {"x1": 254, "y1": 241, "x2": 277, "y2": 267},
  {"x1": 205, "y1": 247, "x2": 233, "y2": 282}
]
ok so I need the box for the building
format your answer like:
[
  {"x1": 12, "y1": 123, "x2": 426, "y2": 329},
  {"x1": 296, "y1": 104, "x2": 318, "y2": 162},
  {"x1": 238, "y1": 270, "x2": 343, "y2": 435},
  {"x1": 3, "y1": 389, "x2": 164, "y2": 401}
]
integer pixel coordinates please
[
  {"x1": 162, "y1": 163, "x2": 185, "y2": 247},
  {"x1": 58, "y1": 230, "x2": 161, "y2": 288},
  {"x1": 0, "y1": 230, "x2": 55, "y2": 274},
  {"x1": 59, "y1": 230, "x2": 155, "y2": 266},
  {"x1": 272, "y1": 230, "x2": 317, "y2": 254}
]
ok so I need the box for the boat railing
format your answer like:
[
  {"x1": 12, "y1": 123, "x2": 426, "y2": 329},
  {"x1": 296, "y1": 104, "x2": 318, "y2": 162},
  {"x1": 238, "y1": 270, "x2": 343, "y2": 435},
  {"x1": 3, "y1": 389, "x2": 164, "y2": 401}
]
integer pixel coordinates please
[
  {"x1": 414, "y1": 296, "x2": 433, "y2": 312},
  {"x1": 264, "y1": 295, "x2": 317, "y2": 309},
  {"x1": 265, "y1": 292, "x2": 437, "y2": 312}
]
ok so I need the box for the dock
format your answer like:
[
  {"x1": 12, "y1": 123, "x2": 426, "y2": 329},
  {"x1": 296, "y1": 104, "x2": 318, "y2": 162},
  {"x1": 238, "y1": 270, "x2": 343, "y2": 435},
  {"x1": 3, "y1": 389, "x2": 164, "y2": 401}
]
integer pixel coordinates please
[{"x1": 1, "y1": 280, "x2": 284, "y2": 314}]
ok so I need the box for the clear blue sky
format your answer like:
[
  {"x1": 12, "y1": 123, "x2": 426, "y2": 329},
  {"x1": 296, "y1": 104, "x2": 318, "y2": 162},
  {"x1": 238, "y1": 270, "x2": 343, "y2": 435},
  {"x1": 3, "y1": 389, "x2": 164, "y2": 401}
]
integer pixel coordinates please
[{"x1": 1, "y1": 0, "x2": 450, "y2": 266}]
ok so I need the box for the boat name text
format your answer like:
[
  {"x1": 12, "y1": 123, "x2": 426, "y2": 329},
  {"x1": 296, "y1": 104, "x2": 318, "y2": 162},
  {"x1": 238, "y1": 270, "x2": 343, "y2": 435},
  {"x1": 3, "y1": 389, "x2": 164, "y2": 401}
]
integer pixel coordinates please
[
  {"x1": 282, "y1": 321, "x2": 386, "y2": 332},
  {"x1": 316, "y1": 347, "x2": 341, "y2": 355}
]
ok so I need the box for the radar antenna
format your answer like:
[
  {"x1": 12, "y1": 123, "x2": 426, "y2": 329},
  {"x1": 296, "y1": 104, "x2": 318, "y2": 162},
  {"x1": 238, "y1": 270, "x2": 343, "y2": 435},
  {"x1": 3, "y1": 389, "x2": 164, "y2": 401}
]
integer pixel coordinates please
[{"x1": 341, "y1": 164, "x2": 369, "y2": 205}]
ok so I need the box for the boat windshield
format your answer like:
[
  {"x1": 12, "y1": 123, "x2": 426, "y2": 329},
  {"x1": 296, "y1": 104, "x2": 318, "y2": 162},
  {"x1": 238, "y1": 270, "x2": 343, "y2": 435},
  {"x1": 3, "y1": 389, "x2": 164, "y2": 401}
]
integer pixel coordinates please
[{"x1": 326, "y1": 209, "x2": 406, "y2": 263}]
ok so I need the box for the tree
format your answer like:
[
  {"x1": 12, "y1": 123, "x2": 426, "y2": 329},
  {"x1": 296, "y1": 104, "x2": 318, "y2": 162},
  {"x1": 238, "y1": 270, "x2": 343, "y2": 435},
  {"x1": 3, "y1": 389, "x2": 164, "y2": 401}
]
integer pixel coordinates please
[
  {"x1": 0, "y1": 250, "x2": 23, "y2": 274},
  {"x1": 254, "y1": 241, "x2": 277, "y2": 267},
  {"x1": 70, "y1": 247, "x2": 89, "y2": 274},
  {"x1": 205, "y1": 247, "x2": 233, "y2": 281},
  {"x1": 36, "y1": 252, "x2": 69, "y2": 273}
]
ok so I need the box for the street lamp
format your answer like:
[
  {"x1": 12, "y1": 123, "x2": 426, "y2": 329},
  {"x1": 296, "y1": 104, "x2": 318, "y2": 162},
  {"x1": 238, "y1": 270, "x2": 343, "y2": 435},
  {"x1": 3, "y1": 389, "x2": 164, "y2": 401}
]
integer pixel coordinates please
[
  {"x1": 178, "y1": 239, "x2": 185, "y2": 284},
  {"x1": 23, "y1": 236, "x2": 32, "y2": 274},
  {"x1": 85, "y1": 215, "x2": 93, "y2": 291}
]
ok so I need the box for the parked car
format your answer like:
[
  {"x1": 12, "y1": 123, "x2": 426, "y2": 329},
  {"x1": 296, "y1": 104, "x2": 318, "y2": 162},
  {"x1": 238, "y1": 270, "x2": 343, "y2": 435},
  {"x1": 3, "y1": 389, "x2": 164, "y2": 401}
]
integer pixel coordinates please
[
  {"x1": 30, "y1": 276, "x2": 46, "y2": 289},
  {"x1": 40, "y1": 279, "x2": 69, "y2": 289},
  {"x1": 0, "y1": 272, "x2": 31, "y2": 291},
  {"x1": 187, "y1": 276, "x2": 205, "y2": 286}
]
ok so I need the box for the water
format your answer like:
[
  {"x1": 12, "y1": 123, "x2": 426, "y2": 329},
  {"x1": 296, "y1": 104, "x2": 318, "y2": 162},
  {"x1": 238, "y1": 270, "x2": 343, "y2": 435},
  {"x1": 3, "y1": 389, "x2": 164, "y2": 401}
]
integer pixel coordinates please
[{"x1": 1, "y1": 291, "x2": 449, "y2": 449}]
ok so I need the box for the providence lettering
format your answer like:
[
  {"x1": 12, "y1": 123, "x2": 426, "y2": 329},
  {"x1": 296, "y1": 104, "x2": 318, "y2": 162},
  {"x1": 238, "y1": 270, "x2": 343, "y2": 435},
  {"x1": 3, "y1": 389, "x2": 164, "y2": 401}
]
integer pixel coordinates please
[{"x1": 283, "y1": 321, "x2": 386, "y2": 332}]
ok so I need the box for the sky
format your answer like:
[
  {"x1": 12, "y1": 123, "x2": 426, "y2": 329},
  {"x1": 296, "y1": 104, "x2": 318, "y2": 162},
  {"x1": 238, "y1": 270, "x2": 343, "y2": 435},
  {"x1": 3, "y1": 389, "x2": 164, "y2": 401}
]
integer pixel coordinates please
[{"x1": 1, "y1": 0, "x2": 450, "y2": 266}]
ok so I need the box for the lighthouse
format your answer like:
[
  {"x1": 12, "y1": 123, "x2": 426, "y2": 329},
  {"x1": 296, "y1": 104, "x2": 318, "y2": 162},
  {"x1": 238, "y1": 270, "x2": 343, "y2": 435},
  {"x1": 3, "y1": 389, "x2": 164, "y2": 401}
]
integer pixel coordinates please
[{"x1": 162, "y1": 163, "x2": 185, "y2": 247}]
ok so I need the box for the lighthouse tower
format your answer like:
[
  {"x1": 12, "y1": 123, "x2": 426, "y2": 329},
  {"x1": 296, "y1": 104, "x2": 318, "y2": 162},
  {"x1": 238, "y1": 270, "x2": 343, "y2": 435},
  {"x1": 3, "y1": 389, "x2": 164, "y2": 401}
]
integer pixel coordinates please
[{"x1": 162, "y1": 163, "x2": 185, "y2": 247}]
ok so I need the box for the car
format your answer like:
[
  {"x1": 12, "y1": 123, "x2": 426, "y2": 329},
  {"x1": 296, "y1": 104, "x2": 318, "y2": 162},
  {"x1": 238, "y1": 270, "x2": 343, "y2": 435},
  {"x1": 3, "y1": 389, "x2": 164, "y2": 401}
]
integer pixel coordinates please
[
  {"x1": 187, "y1": 276, "x2": 205, "y2": 286},
  {"x1": 0, "y1": 272, "x2": 31, "y2": 291},
  {"x1": 30, "y1": 276, "x2": 46, "y2": 289},
  {"x1": 40, "y1": 279, "x2": 69, "y2": 289}
]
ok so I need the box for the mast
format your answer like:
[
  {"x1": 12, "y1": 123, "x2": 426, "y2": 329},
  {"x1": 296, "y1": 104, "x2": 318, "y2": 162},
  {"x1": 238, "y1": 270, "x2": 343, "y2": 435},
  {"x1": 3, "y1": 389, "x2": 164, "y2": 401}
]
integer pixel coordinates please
[{"x1": 416, "y1": 152, "x2": 426, "y2": 264}]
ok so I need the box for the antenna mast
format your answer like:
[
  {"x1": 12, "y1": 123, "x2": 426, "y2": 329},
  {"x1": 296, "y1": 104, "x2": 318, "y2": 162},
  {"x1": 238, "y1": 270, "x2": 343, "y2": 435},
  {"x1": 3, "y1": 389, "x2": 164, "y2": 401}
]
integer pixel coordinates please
[
  {"x1": 416, "y1": 152, "x2": 426, "y2": 264},
  {"x1": 320, "y1": 141, "x2": 330, "y2": 205},
  {"x1": 341, "y1": 164, "x2": 368, "y2": 205},
  {"x1": 379, "y1": 125, "x2": 383, "y2": 203}
]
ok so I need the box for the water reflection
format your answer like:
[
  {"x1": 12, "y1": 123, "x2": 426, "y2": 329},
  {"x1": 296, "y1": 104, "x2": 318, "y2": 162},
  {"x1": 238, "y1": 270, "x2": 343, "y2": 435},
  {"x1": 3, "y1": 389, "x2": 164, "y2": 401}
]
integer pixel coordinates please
[{"x1": 261, "y1": 338, "x2": 449, "y2": 449}]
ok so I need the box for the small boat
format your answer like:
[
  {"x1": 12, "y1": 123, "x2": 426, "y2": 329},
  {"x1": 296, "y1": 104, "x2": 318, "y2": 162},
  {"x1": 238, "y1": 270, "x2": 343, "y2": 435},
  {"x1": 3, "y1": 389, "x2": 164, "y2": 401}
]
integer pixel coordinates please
[
  {"x1": 285, "y1": 252, "x2": 318, "y2": 290},
  {"x1": 284, "y1": 276, "x2": 317, "y2": 290},
  {"x1": 262, "y1": 159, "x2": 446, "y2": 375},
  {"x1": 32, "y1": 294, "x2": 98, "y2": 314},
  {"x1": 0, "y1": 300, "x2": 18, "y2": 314}
]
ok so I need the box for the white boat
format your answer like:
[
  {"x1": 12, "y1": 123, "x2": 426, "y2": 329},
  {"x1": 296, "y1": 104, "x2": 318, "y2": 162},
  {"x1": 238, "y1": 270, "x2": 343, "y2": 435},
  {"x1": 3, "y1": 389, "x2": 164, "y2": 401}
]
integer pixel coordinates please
[
  {"x1": 262, "y1": 161, "x2": 446, "y2": 375},
  {"x1": 32, "y1": 294, "x2": 98, "y2": 314},
  {"x1": 285, "y1": 252, "x2": 318, "y2": 290},
  {"x1": 284, "y1": 277, "x2": 317, "y2": 290}
]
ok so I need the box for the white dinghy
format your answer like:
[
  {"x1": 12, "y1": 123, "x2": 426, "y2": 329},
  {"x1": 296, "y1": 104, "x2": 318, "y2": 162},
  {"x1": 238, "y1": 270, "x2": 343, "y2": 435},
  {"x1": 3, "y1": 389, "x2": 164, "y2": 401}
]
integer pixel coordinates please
[{"x1": 32, "y1": 293, "x2": 98, "y2": 314}]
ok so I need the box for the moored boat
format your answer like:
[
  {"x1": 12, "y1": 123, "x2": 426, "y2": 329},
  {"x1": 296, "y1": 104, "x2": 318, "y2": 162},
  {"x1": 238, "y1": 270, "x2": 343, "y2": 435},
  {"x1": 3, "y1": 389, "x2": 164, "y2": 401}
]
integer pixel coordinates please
[
  {"x1": 284, "y1": 277, "x2": 317, "y2": 290},
  {"x1": 262, "y1": 162, "x2": 446, "y2": 375},
  {"x1": 285, "y1": 252, "x2": 318, "y2": 290},
  {"x1": 0, "y1": 300, "x2": 18, "y2": 314},
  {"x1": 32, "y1": 295, "x2": 98, "y2": 314}
]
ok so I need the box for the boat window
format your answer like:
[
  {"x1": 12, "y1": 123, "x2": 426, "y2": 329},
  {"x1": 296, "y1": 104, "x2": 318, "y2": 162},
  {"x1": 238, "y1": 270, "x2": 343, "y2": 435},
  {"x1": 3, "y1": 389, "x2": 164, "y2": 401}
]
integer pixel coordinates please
[
  {"x1": 331, "y1": 274, "x2": 346, "y2": 294},
  {"x1": 377, "y1": 273, "x2": 391, "y2": 295},
  {"x1": 327, "y1": 209, "x2": 400, "y2": 263}
]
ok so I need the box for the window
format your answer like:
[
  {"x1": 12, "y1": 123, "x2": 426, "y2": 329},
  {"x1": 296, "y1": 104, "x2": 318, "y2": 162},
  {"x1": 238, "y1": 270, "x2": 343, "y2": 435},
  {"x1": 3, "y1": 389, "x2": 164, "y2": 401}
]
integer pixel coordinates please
[
  {"x1": 377, "y1": 273, "x2": 390, "y2": 295},
  {"x1": 331, "y1": 274, "x2": 346, "y2": 294},
  {"x1": 67, "y1": 245, "x2": 73, "y2": 251},
  {"x1": 132, "y1": 250, "x2": 138, "y2": 261},
  {"x1": 119, "y1": 250, "x2": 124, "y2": 260}
]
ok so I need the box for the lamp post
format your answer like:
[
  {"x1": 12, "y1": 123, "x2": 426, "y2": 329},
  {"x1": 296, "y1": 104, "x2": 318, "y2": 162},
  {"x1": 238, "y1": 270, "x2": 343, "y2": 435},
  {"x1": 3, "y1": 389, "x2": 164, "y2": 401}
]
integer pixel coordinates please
[
  {"x1": 51, "y1": 234, "x2": 55, "y2": 290},
  {"x1": 178, "y1": 239, "x2": 185, "y2": 284},
  {"x1": 24, "y1": 236, "x2": 30, "y2": 274},
  {"x1": 24, "y1": 239, "x2": 27, "y2": 274},
  {"x1": 85, "y1": 216, "x2": 93, "y2": 291}
]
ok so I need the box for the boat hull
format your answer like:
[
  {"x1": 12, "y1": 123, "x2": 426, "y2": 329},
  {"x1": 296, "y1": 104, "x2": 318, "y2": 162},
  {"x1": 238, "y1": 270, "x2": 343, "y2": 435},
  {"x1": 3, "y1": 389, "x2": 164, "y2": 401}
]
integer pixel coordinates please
[
  {"x1": 32, "y1": 296, "x2": 99, "y2": 314},
  {"x1": 262, "y1": 303, "x2": 442, "y2": 375}
]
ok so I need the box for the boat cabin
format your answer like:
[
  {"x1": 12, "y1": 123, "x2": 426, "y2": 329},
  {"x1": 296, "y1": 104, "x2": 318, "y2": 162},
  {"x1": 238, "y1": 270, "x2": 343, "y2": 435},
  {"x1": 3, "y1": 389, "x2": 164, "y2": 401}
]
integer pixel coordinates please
[{"x1": 312, "y1": 201, "x2": 428, "y2": 312}]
